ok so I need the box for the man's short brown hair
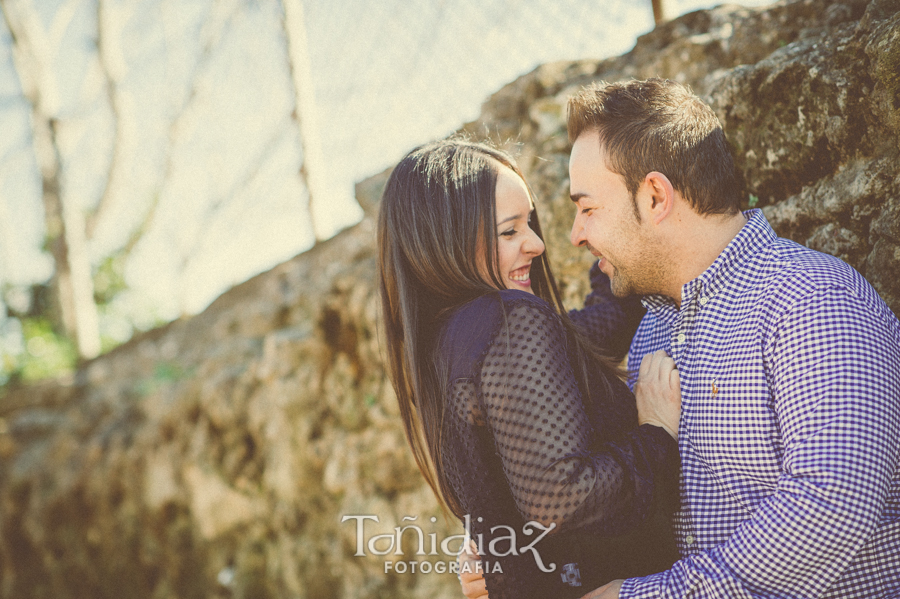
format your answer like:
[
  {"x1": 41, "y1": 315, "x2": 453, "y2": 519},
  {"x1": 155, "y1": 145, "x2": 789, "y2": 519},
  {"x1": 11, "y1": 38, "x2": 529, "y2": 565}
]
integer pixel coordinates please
[{"x1": 567, "y1": 78, "x2": 742, "y2": 216}]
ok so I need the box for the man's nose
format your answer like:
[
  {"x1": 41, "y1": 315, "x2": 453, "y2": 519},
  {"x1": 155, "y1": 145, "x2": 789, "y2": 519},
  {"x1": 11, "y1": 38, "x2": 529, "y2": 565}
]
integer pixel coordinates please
[{"x1": 570, "y1": 214, "x2": 586, "y2": 247}]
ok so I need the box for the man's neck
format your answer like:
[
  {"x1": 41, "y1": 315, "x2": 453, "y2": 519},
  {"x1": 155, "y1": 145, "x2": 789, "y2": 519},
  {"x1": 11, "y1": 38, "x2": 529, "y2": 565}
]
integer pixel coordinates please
[{"x1": 666, "y1": 211, "x2": 748, "y2": 308}]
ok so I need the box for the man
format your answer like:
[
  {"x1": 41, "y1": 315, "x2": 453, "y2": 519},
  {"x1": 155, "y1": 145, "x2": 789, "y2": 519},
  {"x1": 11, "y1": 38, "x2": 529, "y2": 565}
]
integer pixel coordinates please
[{"x1": 462, "y1": 78, "x2": 900, "y2": 598}]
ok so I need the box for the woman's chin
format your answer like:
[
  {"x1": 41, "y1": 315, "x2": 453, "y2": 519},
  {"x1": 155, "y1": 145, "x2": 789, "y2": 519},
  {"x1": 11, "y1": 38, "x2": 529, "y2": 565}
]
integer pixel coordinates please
[{"x1": 505, "y1": 279, "x2": 534, "y2": 294}]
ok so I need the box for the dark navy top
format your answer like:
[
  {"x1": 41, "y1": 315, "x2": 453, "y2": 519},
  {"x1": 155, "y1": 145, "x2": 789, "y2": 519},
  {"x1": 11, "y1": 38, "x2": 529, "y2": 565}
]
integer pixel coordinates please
[{"x1": 437, "y1": 266, "x2": 679, "y2": 598}]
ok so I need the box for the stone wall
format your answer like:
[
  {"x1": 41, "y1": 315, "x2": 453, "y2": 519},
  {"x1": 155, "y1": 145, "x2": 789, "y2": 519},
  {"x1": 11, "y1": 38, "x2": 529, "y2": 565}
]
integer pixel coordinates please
[
  {"x1": 0, "y1": 1, "x2": 897, "y2": 598},
  {"x1": 459, "y1": 0, "x2": 899, "y2": 314}
]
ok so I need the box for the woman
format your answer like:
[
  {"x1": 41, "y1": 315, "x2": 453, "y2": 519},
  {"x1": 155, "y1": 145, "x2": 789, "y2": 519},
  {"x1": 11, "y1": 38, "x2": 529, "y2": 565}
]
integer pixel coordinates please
[{"x1": 377, "y1": 139, "x2": 681, "y2": 598}]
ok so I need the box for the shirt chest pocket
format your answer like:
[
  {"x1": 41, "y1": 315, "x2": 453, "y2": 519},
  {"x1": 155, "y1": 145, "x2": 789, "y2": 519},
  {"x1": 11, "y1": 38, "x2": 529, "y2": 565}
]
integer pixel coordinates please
[{"x1": 685, "y1": 368, "x2": 783, "y2": 506}]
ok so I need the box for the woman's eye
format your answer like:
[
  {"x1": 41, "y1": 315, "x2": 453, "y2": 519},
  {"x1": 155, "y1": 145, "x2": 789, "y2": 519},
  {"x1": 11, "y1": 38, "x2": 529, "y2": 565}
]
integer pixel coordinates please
[{"x1": 500, "y1": 229, "x2": 516, "y2": 237}]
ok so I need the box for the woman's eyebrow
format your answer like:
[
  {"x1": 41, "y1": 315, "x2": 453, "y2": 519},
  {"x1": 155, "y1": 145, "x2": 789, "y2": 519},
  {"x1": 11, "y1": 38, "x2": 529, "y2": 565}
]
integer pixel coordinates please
[{"x1": 496, "y1": 213, "x2": 524, "y2": 227}]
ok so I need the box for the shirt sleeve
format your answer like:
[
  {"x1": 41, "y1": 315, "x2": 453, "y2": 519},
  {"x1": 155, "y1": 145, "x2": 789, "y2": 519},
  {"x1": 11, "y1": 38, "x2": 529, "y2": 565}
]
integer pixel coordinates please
[
  {"x1": 478, "y1": 296, "x2": 678, "y2": 537},
  {"x1": 568, "y1": 262, "x2": 646, "y2": 362},
  {"x1": 620, "y1": 286, "x2": 900, "y2": 598}
]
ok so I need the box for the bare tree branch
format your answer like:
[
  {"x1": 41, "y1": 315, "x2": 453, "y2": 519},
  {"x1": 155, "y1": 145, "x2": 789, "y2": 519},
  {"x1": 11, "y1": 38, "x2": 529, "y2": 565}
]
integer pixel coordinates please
[
  {"x1": 281, "y1": 0, "x2": 327, "y2": 242},
  {"x1": 651, "y1": 0, "x2": 668, "y2": 26},
  {"x1": 86, "y1": 0, "x2": 129, "y2": 240},
  {"x1": 1, "y1": 0, "x2": 101, "y2": 360}
]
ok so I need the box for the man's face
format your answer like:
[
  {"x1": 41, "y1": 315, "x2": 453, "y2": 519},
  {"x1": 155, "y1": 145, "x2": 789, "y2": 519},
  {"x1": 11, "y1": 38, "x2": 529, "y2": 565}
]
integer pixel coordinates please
[{"x1": 569, "y1": 130, "x2": 662, "y2": 297}]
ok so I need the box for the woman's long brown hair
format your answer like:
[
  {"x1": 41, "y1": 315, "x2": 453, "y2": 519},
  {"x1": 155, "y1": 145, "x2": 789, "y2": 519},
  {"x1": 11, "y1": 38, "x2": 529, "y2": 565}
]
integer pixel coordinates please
[{"x1": 377, "y1": 138, "x2": 623, "y2": 517}]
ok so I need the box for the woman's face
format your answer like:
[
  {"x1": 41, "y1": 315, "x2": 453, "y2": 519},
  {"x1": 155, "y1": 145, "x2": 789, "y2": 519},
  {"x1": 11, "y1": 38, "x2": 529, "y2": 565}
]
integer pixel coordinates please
[{"x1": 492, "y1": 166, "x2": 545, "y2": 294}]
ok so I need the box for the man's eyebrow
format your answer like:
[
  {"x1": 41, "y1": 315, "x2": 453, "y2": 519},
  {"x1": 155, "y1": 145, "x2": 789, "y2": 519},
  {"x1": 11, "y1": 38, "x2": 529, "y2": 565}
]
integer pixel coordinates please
[{"x1": 570, "y1": 192, "x2": 587, "y2": 203}]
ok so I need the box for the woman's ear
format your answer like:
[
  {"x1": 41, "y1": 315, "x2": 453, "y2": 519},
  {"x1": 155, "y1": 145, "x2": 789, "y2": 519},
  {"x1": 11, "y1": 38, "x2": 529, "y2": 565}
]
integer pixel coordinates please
[{"x1": 643, "y1": 171, "x2": 675, "y2": 225}]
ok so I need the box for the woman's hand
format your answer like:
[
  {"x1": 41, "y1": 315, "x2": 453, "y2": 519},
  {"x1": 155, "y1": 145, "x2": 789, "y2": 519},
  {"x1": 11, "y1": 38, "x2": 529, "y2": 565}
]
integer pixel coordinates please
[
  {"x1": 458, "y1": 540, "x2": 488, "y2": 598},
  {"x1": 634, "y1": 350, "x2": 681, "y2": 440},
  {"x1": 580, "y1": 579, "x2": 623, "y2": 598}
]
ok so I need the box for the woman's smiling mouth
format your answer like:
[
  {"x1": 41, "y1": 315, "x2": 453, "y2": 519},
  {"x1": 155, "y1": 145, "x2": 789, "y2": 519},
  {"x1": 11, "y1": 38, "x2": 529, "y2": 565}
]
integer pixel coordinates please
[{"x1": 508, "y1": 264, "x2": 531, "y2": 286}]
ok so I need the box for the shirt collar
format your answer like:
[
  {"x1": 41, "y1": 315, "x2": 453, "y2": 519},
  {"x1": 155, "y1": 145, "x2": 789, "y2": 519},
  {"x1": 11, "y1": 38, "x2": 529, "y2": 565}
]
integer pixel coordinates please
[{"x1": 641, "y1": 209, "x2": 776, "y2": 317}]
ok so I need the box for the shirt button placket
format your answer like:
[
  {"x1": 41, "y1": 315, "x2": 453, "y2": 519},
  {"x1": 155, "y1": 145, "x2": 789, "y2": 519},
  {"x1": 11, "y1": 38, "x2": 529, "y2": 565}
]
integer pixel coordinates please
[{"x1": 671, "y1": 330, "x2": 686, "y2": 362}]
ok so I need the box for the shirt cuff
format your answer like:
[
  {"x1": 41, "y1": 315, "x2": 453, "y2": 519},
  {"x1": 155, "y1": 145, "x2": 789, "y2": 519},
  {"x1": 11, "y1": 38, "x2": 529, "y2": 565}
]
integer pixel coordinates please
[
  {"x1": 638, "y1": 422, "x2": 678, "y2": 450},
  {"x1": 620, "y1": 571, "x2": 667, "y2": 599}
]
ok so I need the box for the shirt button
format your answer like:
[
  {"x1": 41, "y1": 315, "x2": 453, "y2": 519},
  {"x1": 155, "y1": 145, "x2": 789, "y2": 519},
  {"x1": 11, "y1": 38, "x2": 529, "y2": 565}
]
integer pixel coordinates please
[
  {"x1": 677, "y1": 333, "x2": 686, "y2": 343},
  {"x1": 685, "y1": 535, "x2": 695, "y2": 546},
  {"x1": 699, "y1": 296, "x2": 708, "y2": 306}
]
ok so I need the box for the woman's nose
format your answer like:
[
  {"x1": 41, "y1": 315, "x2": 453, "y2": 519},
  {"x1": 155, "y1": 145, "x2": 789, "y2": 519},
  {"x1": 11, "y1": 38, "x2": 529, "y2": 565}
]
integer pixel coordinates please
[{"x1": 525, "y1": 229, "x2": 545, "y2": 256}]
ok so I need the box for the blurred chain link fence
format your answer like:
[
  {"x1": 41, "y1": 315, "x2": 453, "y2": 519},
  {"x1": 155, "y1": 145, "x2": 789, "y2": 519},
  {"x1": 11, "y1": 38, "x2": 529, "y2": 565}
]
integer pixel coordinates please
[{"x1": 303, "y1": 0, "x2": 656, "y2": 208}]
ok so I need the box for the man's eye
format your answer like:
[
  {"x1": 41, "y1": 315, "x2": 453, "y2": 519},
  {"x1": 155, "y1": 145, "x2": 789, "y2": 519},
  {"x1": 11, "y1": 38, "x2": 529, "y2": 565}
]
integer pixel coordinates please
[{"x1": 581, "y1": 207, "x2": 594, "y2": 215}]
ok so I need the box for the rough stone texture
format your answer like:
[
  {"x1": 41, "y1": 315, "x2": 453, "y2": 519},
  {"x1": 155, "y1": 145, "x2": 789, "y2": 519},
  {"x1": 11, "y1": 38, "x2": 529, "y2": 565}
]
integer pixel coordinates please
[
  {"x1": 463, "y1": 0, "x2": 900, "y2": 315},
  {"x1": 0, "y1": 1, "x2": 897, "y2": 598}
]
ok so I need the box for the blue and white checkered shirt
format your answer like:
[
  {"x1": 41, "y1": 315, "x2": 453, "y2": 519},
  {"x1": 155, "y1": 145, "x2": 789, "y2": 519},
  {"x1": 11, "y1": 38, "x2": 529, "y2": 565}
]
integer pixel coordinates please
[{"x1": 620, "y1": 210, "x2": 900, "y2": 598}]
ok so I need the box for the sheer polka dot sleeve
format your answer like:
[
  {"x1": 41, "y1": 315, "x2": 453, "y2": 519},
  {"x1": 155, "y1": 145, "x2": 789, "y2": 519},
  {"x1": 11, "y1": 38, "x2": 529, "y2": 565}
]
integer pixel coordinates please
[
  {"x1": 568, "y1": 262, "x2": 646, "y2": 361},
  {"x1": 475, "y1": 294, "x2": 675, "y2": 535}
]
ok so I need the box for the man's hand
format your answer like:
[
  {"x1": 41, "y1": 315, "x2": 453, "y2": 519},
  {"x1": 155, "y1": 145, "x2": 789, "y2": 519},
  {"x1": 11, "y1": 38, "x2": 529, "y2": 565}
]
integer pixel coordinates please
[
  {"x1": 634, "y1": 349, "x2": 681, "y2": 439},
  {"x1": 458, "y1": 541, "x2": 487, "y2": 598},
  {"x1": 580, "y1": 579, "x2": 624, "y2": 599}
]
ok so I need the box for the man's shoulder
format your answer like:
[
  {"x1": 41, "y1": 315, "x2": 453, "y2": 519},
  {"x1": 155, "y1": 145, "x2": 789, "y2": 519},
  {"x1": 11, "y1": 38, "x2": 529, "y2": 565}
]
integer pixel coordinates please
[
  {"x1": 734, "y1": 234, "x2": 853, "y2": 294},
  {"x1": 765, "y1": 237, "x2": 854, "y2": 284},
  {"x1": 754, "y1": 236, "x2": 893, "y2": 323}
]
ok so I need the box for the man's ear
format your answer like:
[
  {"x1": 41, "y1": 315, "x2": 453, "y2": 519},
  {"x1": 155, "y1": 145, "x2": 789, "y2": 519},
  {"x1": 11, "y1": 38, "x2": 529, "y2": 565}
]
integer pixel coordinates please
[{"x1": 643, "y1": 172, "x2": 675, "y2": 225}]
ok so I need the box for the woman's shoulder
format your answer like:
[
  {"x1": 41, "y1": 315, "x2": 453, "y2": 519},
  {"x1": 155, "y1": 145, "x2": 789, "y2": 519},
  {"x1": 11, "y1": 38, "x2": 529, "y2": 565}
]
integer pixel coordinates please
[
  {"x1": 440, "y1": 291, "x2": 560, "y2": 365},
  {"x1": 446, "y1": 289, "x2": 556, "y2": 330}
]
